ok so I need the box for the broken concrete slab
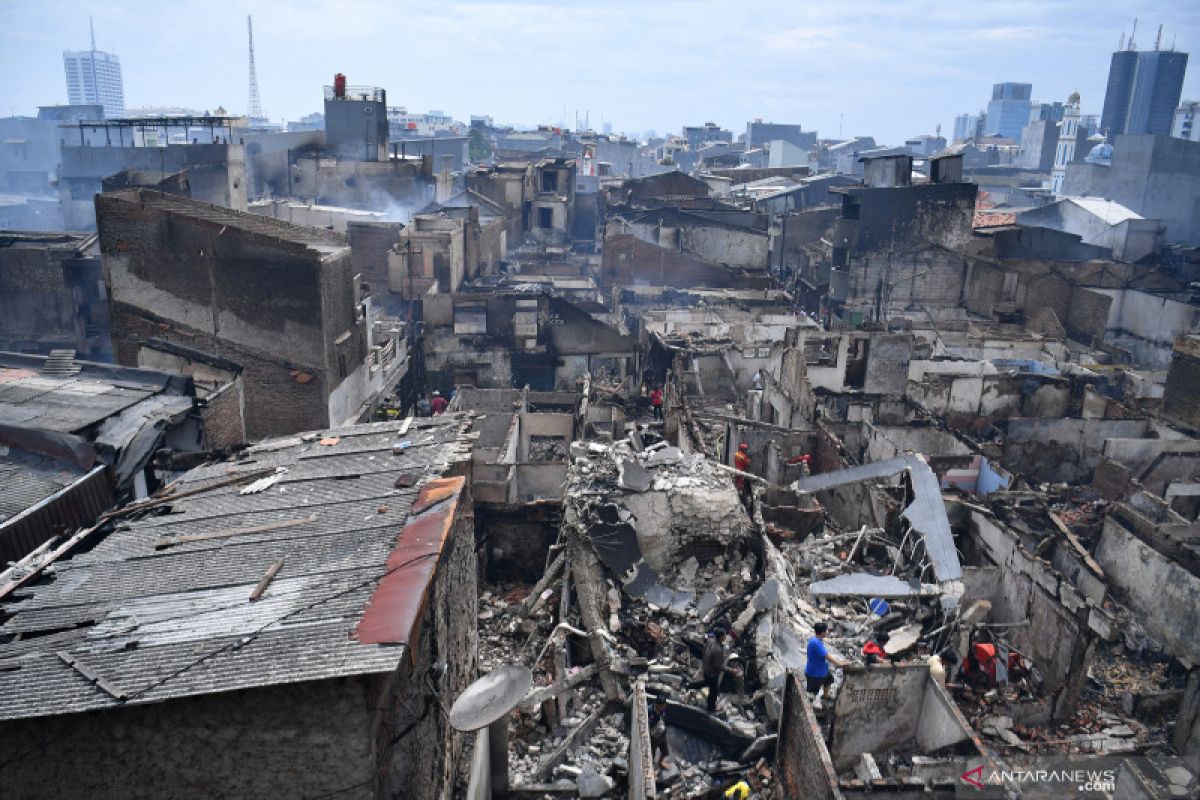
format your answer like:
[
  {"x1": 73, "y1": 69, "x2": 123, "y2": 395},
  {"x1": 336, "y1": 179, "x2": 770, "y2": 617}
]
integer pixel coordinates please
[{"x1": 617, "y1": 458, "x2": 653, "y2": 492}]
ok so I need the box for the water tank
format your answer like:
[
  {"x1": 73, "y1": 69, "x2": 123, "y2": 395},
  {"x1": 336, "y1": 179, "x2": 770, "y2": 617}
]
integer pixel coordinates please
[{"x1": 334, "y1": 73, "x2": 346, "y2": 99}]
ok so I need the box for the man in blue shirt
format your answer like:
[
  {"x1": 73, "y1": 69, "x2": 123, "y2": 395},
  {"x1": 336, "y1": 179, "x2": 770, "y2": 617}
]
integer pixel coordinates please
[{"x1": 805, "y1": 622, "x2": 849, "y2": 702}]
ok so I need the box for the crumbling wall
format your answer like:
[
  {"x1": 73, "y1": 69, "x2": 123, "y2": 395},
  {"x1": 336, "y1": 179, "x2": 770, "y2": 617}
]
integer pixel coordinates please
[
  {"x1": 1002, "y1": 418, "x2": 1149, "y2": 484},
  {"x1": 776, "y1": 673, "x2": 842, "y2": 800},
  {"x1": 1164, "y1": 337, "x2": 1200, "y2": 431},
  {"x1": 965, "y1": 508, "x2": 1104, "y2": 718},
  {"x1": 111, "y1": 306, "x2": 329, "y2": 439},
  {"x1": 1094, "y1": 509, "x2": 1200, "y2": 665},
  {"x1": 828, "y1": 667, "x2": 929, "y2": 771}
]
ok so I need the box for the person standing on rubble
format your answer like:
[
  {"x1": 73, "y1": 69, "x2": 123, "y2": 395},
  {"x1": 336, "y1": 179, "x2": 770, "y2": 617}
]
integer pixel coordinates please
[
  {"x1": 702, "y1": 626, "x2": 738, "y2": 713},
  {"x1": 805, "y1": 622, "x2": 849, "y2": 706},
  {"x1": 734, "y1": 444, "x2": 753, "y2": 506},
  {"x1": 430, "y1": 390, "x2": 448, "y2": 415},
  {"x1": 650, "y1": 386, "x2": 664, "y2": 421},
  {"x1": 648, "y1": 696, "x2": 671, "y2": 768},
  {"x1": 415, "y1": 394, "x2": 432, "y2": 417}
]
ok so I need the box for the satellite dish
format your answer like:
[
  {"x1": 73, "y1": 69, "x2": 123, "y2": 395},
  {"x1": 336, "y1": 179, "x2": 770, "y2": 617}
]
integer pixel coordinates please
[{"x1": 449, "y1": 665, "x2": 532, "y2": 732}]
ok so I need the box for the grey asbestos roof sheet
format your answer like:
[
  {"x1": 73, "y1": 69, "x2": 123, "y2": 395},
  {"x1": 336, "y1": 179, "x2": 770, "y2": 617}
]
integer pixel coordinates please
[
  {"x1": 0, "y1": 369, "x2": 163, "y2": 434},
  {"x1": 0, "y1": 415, "x2": 470, "y2": 722}
]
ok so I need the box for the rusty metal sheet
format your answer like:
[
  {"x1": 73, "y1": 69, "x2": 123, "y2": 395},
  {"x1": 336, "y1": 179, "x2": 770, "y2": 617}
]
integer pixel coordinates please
[
  {"x1": 410, "y1": 476, "x2": 459, "y2": 515},
  {"x1": 355, "y1": 476, "x2": 464, "y2": 645}
]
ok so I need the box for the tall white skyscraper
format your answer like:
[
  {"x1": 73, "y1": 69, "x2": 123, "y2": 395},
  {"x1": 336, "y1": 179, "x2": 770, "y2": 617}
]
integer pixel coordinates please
[{"x1": 63, "y1": 21, "x2": 124, "y2": 119}]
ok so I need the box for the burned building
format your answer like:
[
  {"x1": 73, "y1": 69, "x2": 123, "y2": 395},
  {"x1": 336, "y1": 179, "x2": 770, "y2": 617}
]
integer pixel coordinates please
[
  {"x1": 57, "y1": 117, "x2": 248, "y2": 231},
  {"x1": 387, "y1": 207, "x2": 507, "y2": 300},
  {"x1": 97, "y1": 189, "x2": 405, "y2": 439},
  {"x1": 0, "y1": 415, "x2": 477, "y2": 799},
  {"x1": 421, "y1": 293, "x2": 635, "y2": 392},
  {"x1": 0, "y1": 231, "x2": 112, "y2": 361},
  {"x1": 465, "y1": 159, "x2": 579, "y2": 249},
  {"x1": 826, "y1": 153, "x2": 978, "y2": 326}
]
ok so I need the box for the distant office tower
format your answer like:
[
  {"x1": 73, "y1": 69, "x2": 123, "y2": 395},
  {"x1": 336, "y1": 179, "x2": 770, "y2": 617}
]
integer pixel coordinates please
[
  {"x1": 1174, "y1": 101, "x2": 1200, "y2": 142},
  {"x1": 984, "y1": 83, "x2": 1033, "y2": 140},
  {"x1": 63, "y1": 22, "x2": 124, "y2": 119},
  {"x1": 1101, "y1": 40, "x2": 1188, "y2": 137},
  {"x1": 953, "y1": 112, "x2": 982, "y2": 142}
]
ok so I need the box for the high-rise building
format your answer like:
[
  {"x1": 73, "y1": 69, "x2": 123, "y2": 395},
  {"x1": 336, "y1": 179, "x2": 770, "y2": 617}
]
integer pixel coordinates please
[
  {"x1": 952, "y1": 112, "x2": 982, "y2": 143},
  {"x1": 1173, "y1": 101, "x2": 1200, "y2": 142},
  {"x1": 1100, "y1": 40, "x2": 1188, "y2": 137},
  {"x1": 984, "y1": 83, "x2": 1033, "y2": 141},
  {"x1": 63, "y1": 22, "x2": 124, "y2": 119}
]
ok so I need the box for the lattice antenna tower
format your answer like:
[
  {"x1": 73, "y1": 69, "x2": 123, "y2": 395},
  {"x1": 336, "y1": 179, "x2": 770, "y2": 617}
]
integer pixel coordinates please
[{"x1": 247, "y1": 15, "x2": 264, "y2": 119}]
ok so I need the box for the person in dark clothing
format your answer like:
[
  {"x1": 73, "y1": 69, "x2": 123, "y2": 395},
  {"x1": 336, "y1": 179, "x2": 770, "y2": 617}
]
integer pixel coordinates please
[
  {"x1": 862, "y1": 630, "x2": 890, "y2": 665},
  {"x1": 648, "y1": 697, "x2": 670, "y2": 767},
  {"x1": 415, "y1": 395, "x2": 432, "y2": 417},
  {"x1": 702, "y1": 627, "x2": 738, "y2": 713}
]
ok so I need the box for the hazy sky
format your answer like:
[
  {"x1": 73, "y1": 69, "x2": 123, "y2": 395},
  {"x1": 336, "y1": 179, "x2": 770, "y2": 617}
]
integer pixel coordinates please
[{"x1": 2, "y1": 0, "x2": 1198, "y2": 144}]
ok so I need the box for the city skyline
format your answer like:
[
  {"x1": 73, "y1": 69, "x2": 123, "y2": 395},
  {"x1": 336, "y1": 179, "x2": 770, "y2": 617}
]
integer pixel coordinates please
[{"x1": 0, "y1": 0, "x2": 1196, "y2": 144}]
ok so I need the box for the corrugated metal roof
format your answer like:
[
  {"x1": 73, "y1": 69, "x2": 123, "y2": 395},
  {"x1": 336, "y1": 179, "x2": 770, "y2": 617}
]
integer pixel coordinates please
[{"x1": 0, "y1": 415, "x2": 472, "y2": 722}]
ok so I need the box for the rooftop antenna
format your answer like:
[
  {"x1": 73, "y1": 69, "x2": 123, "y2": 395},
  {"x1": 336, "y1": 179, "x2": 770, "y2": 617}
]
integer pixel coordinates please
[
  {"x1": 1154, "y1": 24, "x2": 1162, "y2": 51},
  {"x1": 247, "y1": 15, "x2": 264, "y2": 120},
  {"x1": 1118, "y1": 32, "x2": 1125, "y2": 51},
  {"x1": 1130, "y1": 18, "x2": 1138, "y2": 50},
  {"x1": 89, "y1": 16, "x2": 96, "y2": 50}
]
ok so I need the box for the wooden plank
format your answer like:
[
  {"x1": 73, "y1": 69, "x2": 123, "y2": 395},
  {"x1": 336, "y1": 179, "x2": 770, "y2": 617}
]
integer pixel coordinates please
[
  {"x1": 155, "y1": 515, "x2": 317, "y2": 549},
  {"x1": 249, "y1": 558, "x2": 285, "y2": 601}
]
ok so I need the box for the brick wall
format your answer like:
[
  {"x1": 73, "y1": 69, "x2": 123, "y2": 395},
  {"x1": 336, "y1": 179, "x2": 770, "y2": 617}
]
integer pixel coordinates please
[
  {"x1": 1065, "y1": 287, "x2": 1113, "y2": 347},
  {"x1": 348, "y1": 222, "x2": 404, "y2": 294},
  {"x1": 199, "y1": 376, "x2": 246, "y2": 448},
  {"x1": 0, "y1": 678, "x2": 378, "y2": 799},
  {"x1": 1164, "y1": 348, "x2": 1200, "y2": 430},
  {"x1": 112, "y1": 305, "x2": 329, "y2": 440}
]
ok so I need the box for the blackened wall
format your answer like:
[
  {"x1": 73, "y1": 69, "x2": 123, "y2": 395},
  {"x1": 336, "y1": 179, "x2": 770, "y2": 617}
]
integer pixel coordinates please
[{"x1": 97, "y1": 192, "x2": 363, "y2": 438}]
